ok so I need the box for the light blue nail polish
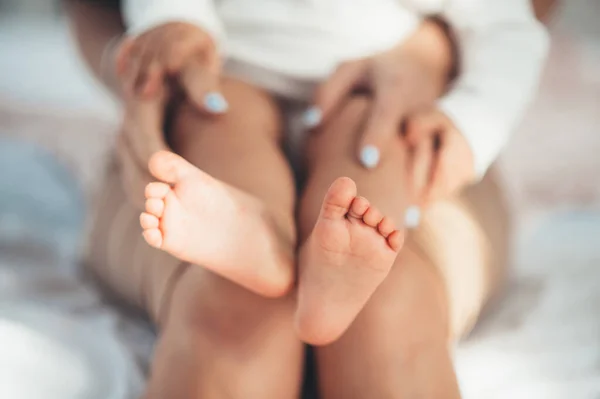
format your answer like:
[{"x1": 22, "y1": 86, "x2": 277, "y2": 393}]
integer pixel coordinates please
[
  {"x1": 360, "y1": 145, "x2": 380, "y2": 169},
  {"x1": 404, "y1": 206, "x2": 421, "y2": 229},
  {"x1": 302, "y1": 106, "x2": 322, "y2": 128},
  {"x1": 204, "y1": 92, "x2": 229, "y2": 113}
]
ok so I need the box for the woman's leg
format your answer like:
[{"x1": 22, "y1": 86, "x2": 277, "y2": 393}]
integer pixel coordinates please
[
  {"x1": 72, "y1": 3, "x2": 302, "y2": 396},
  {"x1": 143, "y1": 76, "x2": 297, "y2": 297},
  {"x1": 87, "y1": 77, "x2": 303, "y2": 398},
  {"x1": 294, "y1": 97, "x2": 406, "y2": 344},
  {"x1": 297, "y1": 96, "x2": 509, "y2": 398}
]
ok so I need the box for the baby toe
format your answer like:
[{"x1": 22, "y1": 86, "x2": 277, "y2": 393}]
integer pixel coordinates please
[
  {"x1": 143, "y1": 228, "x2": 164, "y2": 249},
  {"x1": 348, "y1": 196, "x2": 370, "y2": 219},
  {"x1": 140, "y1": 212, "x2": 160, "y2": 229},
  {"x1": 145, "y1": 182, "x2": 171, "y2": 199},
  {"x1": 377, "y1": 216, "x2": 396, "y2": 238},
  {"x1": 362, "y1": 205, "x2": 383, "y2": 228},
  {"x1": 145, "y1": 198, "x2": 165, "y2": 217}
]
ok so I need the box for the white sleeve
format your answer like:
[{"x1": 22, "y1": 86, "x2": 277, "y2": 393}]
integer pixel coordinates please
[
  {"x1": 123, "y1": 0, "x2": 224, "y2": 47},
  {"x1": 434, "y1": 0, "x2": 549, "y2": 178}
]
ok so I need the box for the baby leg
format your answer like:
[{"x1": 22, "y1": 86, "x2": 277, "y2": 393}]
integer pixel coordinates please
[{"x1": 294, "y1": 96, "x2": 408, "y2": 345}]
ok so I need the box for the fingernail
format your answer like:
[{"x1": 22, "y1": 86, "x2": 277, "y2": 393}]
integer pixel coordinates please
[
  {"x1": 302, "y1": 106, "x2": 322, "y2": 128},
  {"x1": 360, "y1": 145, "x2": 380, "y2": 169},
  {"x1": 204, "y1": 92, "x2": 229, "y2": 113},
  {"x1": 404, "y1": 206, "x2": 421, "y2": 229}
]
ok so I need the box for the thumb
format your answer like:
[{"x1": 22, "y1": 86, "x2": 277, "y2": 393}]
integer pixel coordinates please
[
  {"x1": 357, "y1": 86, "x2": 405, "y2": 169},
  {"x1": 179, "y1": 56, "x2": 228, "y2": 115},
  {"x1": 410, "y1": 135, "x2": 436, "y2": 205},
  {"x1": 303, "y1": 60, "x2": 368, "y2": 129}
]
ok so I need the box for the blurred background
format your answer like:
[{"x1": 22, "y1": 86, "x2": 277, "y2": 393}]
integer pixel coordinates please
[{"x1": 0, "y1": 0, "x2": 599, "y2": 398}]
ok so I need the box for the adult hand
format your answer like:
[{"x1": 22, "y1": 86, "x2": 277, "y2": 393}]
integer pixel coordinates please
[
  {"x1": 116, "y1": 22, "x2": 227, "y2": 114},
  {"x1": 405, "y1": 108, "x2": 476, "y2": 205},
  {"x1": 304, "y1": 20, "x2": 453, "y2": 169},
  {"x1": 111, "y1": 22, "x2": 227, "y2": 206}
]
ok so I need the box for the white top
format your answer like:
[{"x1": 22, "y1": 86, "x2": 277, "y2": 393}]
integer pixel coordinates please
[{"x1": 123, "y1": 0, "x2": 549, "y2": 177}]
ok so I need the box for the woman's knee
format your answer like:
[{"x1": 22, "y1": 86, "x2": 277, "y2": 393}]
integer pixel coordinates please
[
  {"x1": 168, "y1": 77, "x2": 283, "y2": 152},
  {"x1": 296, "y1": 97, "x2": 372, "y2": 237},
  {"x1": 298, "y1": 95, "x2": 409, "y2": 238},
  {"x1": 304, "y1": 96, "x2": 372, "y2": 169}
]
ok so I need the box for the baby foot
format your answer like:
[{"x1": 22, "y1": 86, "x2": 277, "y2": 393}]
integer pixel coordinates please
[
  {"x1": 295, "y1": 177, "x2": 403, "y2": 345},
  {"x1": 140, "y1": 151, "x2": 293, "y2": 297}
]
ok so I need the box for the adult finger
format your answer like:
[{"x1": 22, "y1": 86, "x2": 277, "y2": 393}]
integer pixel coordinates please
[
  {"x1": 122, "y1": 46, "x2": 143, "y2": 97},
  {"x1": 356, "y1": 82, "x2": 406, "y2": 169},
  {"x1": 404, "y1": 110, "x2": 444, "y2": 146},
  {"x1": 138, "y1": 60, "x2": 165, "y2": 98},
  {"x1": 179, "y1": 56, "x2": 228, "y2": 115},
  {"x1": 424, "y1": 141, "x2": 450, "y2": 204},
  {"x1": 133, "y1": 44, "x2": 165, "y2": 99},
  {"x1": 427, "y1": 129, "x2": 476, "y2": 203},
  {"x1": 139, "y1": 29, "x2": 192, "y2": 98},
  {"x1": 115, "y1": 36, "x2": 135, "y2": 77},
  {"x1": 303, "y1": 59, "x2": 368, "y2": 129},
  {"x1": 404, "y1": 137, "x2": 433, "y2": 229},
  {"x1": 410, "y1": 135, "x2": 435, "y2": 203},
  {"x1": 130, "y1": 35, "x2": 163, "y2": 97}
]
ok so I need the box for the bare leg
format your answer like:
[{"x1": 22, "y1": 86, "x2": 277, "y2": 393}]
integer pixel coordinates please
[
  {"x1": 317, "y1": 248, "x2": 461, "y2": 399},
  {"x1": 294, "y1": 94, "x2": 411, "y2": 345},
  {"x1": 70, "y1": 3, "x2": 303, "y2": 396},
  {"x1": 146, "y1": 268, "x2": 303, "y2": 399},
  {"x1": 143, "y1": 77, "x2": 303, "y2": 399},
  {"x1": 298, "y1": 97, "x2": 461, "y2": 398},
  {"x1": 294, "y1": 17, "x2": 459, "y2": 344},
  {"x1": 140, "y1": 77, "x2": 296, "y2": 297},
  {"x1": 295, "y1": 172, "x2": 404, "y2": 344},
  {"x1": 88, "y1": 78, "x2": 303, "y2": 398}
]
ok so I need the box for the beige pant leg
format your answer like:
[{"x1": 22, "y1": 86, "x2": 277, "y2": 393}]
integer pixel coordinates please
[
  {"x1": 83, "y1": 156, "x2": 186, "y2": 323},
  {"x1": 407, "y1": 168, "x2": 510, "y2": 338}
]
